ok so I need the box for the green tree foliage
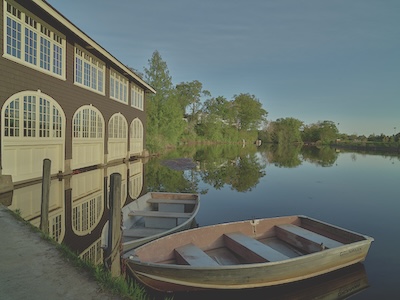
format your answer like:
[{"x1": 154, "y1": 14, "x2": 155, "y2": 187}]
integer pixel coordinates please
[
  {"x1": 268, "y1": 117, "x2": 303, "y2": 144},
  {"x1": 142, "y1": 50, "x2": 269, "y2": 150},
  {"x1": 199, "y1": 96, "x2": 230, "y2": 140},
  {"x1": 202, "y1": 96, "x2": 231, "y2": 122},
  {"x1": 144, "y1": 51, "x2": 185, "y2": 150},
  {"x1": 175, "y1": 80, "x2": 210, "y2": 122},
  {"x1": 302, "y1": 120, "x2": 339, "y2": 144},
  {"x1": 232, "y1": 93, "x2": 268, "y2": 131}
]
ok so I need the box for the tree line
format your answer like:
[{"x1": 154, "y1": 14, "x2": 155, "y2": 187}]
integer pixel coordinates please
[{"x1": 141, "y1": 50, "x2": 399, "y2": 152}]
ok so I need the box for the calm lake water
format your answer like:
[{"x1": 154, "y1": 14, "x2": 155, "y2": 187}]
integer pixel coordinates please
[{"x1": 6, "y1": 145, "x2": 400, "y2": 299}]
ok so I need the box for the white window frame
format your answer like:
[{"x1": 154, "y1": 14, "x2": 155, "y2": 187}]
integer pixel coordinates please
[
  {"x1": 3, "y1": 91, "x2": 64, "y2": 140},
  {"x1": 110, "y1": 69, "x2": 128, "y2": 104},
  {"x1": 3, "y1": 0, "x2": 66, "y2": 80},
  {"x1": 73, "y1": 106, "x2": 103, "y2": 139},
  {"x1": 74, "y1": 46, "x2": 105, "y2": 95},
  {"x1": 131, "y1": 83, "x2": 144, "y2": 111}
]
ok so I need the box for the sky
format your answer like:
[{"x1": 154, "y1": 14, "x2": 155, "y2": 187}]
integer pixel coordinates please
[{"x1": 46, "y1": 0, "x2": 400, "y2": 136}]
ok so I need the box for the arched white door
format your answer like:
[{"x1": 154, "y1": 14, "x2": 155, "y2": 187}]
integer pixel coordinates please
[
  {"x1": 108, "y1": 113, "x2": 128, "y2": 162},
  {"x1": 71, "y1": 105, "x2": 104, "y2": 170},
  {"x1": 129, "y1": 118, "x2": 143, "y2": 156},
  {"x1": 1, "y1": 90, "x2": 65, "y2": 183}
]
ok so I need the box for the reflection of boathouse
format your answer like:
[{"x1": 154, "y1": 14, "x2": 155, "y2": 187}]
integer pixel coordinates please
[
  {"x1": 0, "y1": 0, "x2": 155, "y2": 185},
  {"x1": 8, "y1": 160, "x2": 144, "y2": 265}
]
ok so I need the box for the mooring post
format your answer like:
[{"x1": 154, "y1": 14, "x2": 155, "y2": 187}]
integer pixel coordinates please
[
  {"x1": 40, "y1": 159, "x2": 51, "y2": 234},
  {"x1": 107, "y1": 172, "x2": 122, "y2": 276}
]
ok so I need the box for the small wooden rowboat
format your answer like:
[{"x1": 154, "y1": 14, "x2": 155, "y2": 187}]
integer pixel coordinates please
[
  {"x1": 121, "y1": 192, "x2": 200, "y2": 252},
  {"x1": 123, "y1": 215, "x2": 373, "y2": 292}
]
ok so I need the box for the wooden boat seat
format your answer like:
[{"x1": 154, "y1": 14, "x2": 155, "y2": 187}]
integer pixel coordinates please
[
  {"x1": 275, "y1": 224, "x2": 344, "y2": 253},
  {"x1": 175, "y1": 243, "x2": 219, "y2": 267},
  {"x1": 224, "y1": 232, "x2": 290, "y2": 263},
  {"x1": 147, "y1": 198, "x2": 197, "y2": 205},
  {"x1": 124, "y1": 227, "x2": 167, "y2": 238},
  {"x1": 128, "y1": 211, "x2": 192, "y2": 218}
]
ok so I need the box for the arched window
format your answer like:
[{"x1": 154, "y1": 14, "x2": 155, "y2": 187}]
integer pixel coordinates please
[
  {"x1": 3, "y1": 91, "x2": 63, "y2": 139},
  {"x1": 1, "y1": 90, "x2": 65, "y2": 183},
  {"x1": 71, "y1": 105, "x2": 104, "y2": 170},
  {"x1": 73, "y1": 105, "x2": 103, "y2": 139},
  {"x1": 130, "y1": 118, "x2": 144, "y2": 156},
  {"x1": 108, "y1": 113, "x2": 128, "y2": 162}
]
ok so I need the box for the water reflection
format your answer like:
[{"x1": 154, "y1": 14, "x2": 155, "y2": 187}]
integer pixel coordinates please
[
  {"x1": 170, "y1": 263, "x2": 369, "y2": 300},
  {"x1": 5, "y1": 145, "x2": 385, "y2": 298},
  {"x1": 9, "y1": 177, "x2": 65, "y2": 242},
  {"x1": 7, "y1": 159, "x2": 145, "y2": 270}
]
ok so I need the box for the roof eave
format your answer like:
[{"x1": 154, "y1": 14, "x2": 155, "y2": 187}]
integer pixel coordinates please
[{"x1": 36, "y1": 0, "x2": 156, "y2": 94}]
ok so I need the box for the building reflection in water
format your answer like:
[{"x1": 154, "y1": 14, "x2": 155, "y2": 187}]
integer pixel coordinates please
[{"x1": 7, "y1": 159, "x2": 144, "y2": 274}]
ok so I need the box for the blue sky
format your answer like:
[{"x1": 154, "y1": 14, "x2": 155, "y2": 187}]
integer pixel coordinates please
[{"x1": 47, "y1": 0, "x2": 400, "y2": 136}]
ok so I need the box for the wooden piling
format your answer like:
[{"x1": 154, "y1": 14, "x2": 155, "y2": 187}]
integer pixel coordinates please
[
  {"x1": 106, "y1": 172, "x2": 122, "y2": 276},
  {"x1": 40, "y1": 159, "x2": 51, "y2": 234}
]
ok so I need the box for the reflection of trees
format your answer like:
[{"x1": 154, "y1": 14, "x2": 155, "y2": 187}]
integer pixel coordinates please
[
  {"x1": 230, "y1": 155, "x2": 266, "y2": 192},
  {"x1": 260, "y1": 144, "x2": 338, "y2": 167},
  {"x1": 195, "y1": 145, "x2": 266, "y2": 192},
  {"x1": 145, "y1": 145, "x2": 267, "y2": 193},
  {"x1": 261, "y1": 144, "x2": 302, "y2": 168},
  {"x1": 145, "y1": 157, "x2": 200, "y2": 193},
  {"x1": 301, "y1": 146, "x2": 339, "y2": 167}
]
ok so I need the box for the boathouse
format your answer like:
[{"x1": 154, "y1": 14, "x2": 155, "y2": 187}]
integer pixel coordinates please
[{"x1": 0, "y1": 0, "x2": 156, "y2": 186}]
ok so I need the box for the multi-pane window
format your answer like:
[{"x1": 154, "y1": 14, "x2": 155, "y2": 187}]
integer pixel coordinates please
[
  {"x1": 74, "y1": 47, "x2": 105, "y2": 94},
  {"x1": 53, "y1": 34, "x2": 63, "y2": 75},
  {"x1": 108, "y1": 113, "x2": 127, "y2": 139},
  {"x1": 39, "y1": 97, "x2": 50, "y2": 137},
  {"x1": 23, "y1": 96, "x2": 36, "y2": 137},
  {"x1": 3, "y1": 92, "x2": 63, "y2": 139},
  {"x1": 72, "y1": 195, "x2": 102, "y2": 234},
  {"x1": 131, "y1": 84, "x2": 144, "y2": 110},
  {"x1": 5, "y1": 3, "x2": 21, "y2": 58},
  {"x1": 4, "y1": 98, "x2": 20, "y2": 137},
  {"x1": 73, "y1": 107, "x2": 103, "y2": 139},
  {"x1": 110, "y1": 70, "x2": 128, "y2": 104},
  {"x1": 4, "y1": 1, "x2": 66, "y2": 79},
  {"x1": 130, "y1": 118, "x2": 143, "y2": 140},
  {"x1": 51, "y1": 215, "x2": 62, "y2": 242},
  {"x1": 24, "y1": 16, "x2": 37, "y2": 64}
]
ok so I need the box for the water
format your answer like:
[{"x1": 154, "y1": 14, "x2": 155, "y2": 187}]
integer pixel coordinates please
[{"x1": 6, "y1": 145, "x2": 400, "y2": 299}]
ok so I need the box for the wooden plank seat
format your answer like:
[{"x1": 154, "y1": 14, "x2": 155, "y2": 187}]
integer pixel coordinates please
[
  {"x1": 275, "y1": 224, "x2": 344, "y2": 253},
  {"x1": 128, "y1": 211, "x2": 192, "y2": 218},
  {"x1": 147, "y1": 198, "x2": 197, "y2": 205},
  {"x1": 175, "y1": 243, "x2": 219, "y2": 267},
  {"x1": 224, "y1": 232, "x2": 290, "y2": 263},
  {"x1": 123, "y1": 227, "x2": 167, "y2": 238}
]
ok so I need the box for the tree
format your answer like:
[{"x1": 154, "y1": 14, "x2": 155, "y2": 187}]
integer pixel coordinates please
[
  {"x1": 144, "y1": 50, "x2": 185, "y2": 149},
  {"x1": 317, "y1": 120, "x2": 339, "y2": 144},
  {"x1": 269, "y1": 117, "x2": 303, "y2": 144},
  {"x1": 302, "y1": 120, "x2": 339, "y2": 144},
  {"x1": 175, "y1": 80, "x2": 210, "y2": 122},
  {"x1": 232, "y1": 93, "x2": 268, "y2": 131}
]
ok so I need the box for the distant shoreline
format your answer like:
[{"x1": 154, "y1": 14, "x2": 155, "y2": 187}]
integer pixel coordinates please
[{"x1": 330, "y1": 142, "x2": 400, "y2": 154}]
